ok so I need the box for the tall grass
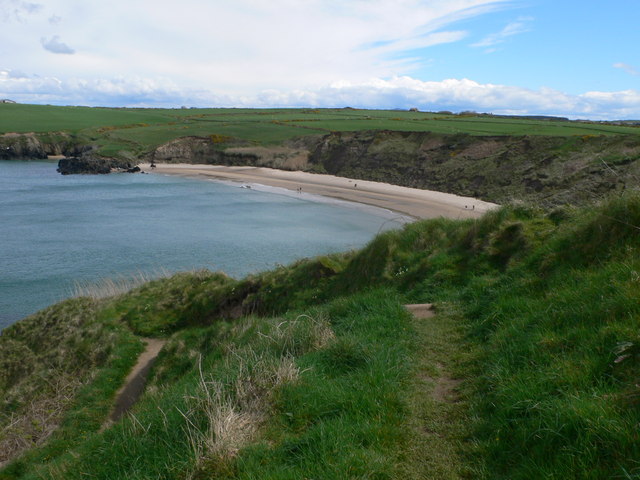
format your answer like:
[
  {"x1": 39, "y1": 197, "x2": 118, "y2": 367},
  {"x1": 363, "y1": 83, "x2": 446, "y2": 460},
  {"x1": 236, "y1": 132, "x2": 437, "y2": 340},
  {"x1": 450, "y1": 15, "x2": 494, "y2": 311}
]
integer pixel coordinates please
[
  {"x1": 71, "y1": 269, "x2": 170, "y2": 300},
  {"x1": 0, "y1": 300, "x2": 142, "y2": 473}
]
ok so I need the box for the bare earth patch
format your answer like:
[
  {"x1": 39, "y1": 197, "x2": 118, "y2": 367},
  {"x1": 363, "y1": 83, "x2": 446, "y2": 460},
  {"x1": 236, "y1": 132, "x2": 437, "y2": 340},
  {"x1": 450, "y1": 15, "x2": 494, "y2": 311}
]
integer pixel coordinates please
[
  {"x1": 104, "y1": 338, "x2": 166, "y2": 426},
  {"x1": 404, "y1": 303, "x2": 435, "y2": 319}
]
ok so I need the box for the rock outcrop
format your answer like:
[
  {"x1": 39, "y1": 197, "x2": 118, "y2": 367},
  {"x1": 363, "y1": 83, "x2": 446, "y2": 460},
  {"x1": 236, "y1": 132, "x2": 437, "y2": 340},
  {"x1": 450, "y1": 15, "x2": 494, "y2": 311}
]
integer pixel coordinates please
[
  {"x1": 0, "y1": 132, "x2": 89, "y2": 160},
  {"x1": 57, "y1": 155, "x2": 137, "y2": 175},
  {"x1": 147, "y1": 135, "x2": 317, "y2": 171},
  {"x1": 0, "y1": 133, "x2": 47, "y2": 159}
]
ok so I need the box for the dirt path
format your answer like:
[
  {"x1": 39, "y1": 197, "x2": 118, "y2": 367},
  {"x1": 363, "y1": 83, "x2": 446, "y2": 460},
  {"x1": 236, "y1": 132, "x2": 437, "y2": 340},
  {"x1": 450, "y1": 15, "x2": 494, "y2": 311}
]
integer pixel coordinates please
[
  {"x1": 105, "y1": 338, "x2": 166, "y2": 425},
  {"x1": 405, "y1": 303, "x2": 435, "y2": 319},
  {"x1": 401, "y1": 303, "x2": 471, "y2": 479}
]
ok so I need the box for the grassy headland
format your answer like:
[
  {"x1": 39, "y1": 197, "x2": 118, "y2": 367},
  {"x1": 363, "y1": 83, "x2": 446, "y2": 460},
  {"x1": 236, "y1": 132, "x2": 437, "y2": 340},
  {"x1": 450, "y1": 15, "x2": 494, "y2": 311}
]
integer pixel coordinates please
[{"x1": 2, "y1": 192, "x2": 640, "y2": 478}]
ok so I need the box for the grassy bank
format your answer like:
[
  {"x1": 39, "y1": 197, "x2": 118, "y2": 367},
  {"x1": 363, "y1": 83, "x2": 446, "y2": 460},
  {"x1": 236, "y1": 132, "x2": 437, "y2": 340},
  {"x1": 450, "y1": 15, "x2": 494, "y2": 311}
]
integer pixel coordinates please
[{"x1": 2, "y1": 192, "x2": 640, "y2": 478}]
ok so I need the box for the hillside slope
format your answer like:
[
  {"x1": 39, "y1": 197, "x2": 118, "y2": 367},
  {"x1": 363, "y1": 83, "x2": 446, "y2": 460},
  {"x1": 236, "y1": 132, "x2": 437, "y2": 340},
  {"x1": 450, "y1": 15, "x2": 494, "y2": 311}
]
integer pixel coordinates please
[{"x1": 2, "y1": 192, "x2": 640, "y2": 478}]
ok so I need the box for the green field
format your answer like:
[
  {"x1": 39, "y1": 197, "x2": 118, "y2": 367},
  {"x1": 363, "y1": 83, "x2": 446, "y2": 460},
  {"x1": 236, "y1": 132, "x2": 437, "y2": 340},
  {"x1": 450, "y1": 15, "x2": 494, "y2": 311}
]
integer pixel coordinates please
[{"x1": 2, "y1": 103, "x2": 638, "y2": 158}]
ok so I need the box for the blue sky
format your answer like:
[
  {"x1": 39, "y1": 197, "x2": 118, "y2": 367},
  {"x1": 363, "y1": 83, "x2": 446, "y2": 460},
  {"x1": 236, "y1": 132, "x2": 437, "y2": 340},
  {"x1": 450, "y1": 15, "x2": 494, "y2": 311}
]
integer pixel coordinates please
[{"x1": 1, "y1": 0, "x2": 638, "y2": 118}]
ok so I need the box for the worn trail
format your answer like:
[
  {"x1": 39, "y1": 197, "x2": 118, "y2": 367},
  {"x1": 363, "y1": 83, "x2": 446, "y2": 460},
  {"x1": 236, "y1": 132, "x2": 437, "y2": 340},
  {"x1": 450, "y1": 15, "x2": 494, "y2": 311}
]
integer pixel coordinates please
[
  {"x1": 402, "y1": 303, "x2": 472, "y2": 479},
  {"x1": 105, "y1": 338, "x2": 166, "y2": 426}
]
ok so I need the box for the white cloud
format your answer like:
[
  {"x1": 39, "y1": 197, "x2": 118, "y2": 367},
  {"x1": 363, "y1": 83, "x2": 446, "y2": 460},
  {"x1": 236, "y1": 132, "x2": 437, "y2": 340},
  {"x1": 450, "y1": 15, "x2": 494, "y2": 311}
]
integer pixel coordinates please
[
  {"x1": 471, "y1": 16, "x2": 533, "y2": 51},
  {"x1": 40, "y1": 35, "x2": 75, "y2": 54},
  {"x1": 614, "y1": 62, "x2": 639, "y2": 76},
  {"x1": 1, "y1": 71, "x2": 638, "y2": 119},
  {"x1": 0, "y1": 0, "x2": 511, "y2": 94}
]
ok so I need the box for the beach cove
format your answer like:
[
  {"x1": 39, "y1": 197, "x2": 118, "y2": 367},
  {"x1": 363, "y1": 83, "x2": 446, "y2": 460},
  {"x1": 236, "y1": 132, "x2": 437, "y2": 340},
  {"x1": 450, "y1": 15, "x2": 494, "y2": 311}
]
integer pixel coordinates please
[
  {"x1": 1, "y1": 161, "x2": 415, "y2": 328},
  {"x1": 140, "y1": 163, "x2": 497, "y2": 220}
]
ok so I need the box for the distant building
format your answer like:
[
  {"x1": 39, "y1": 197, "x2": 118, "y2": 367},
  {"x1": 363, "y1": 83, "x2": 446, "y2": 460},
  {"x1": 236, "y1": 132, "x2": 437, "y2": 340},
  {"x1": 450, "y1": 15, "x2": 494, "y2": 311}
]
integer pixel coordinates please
[
  {"x1": 409, "y1": 107, "x2": 419, "y2": 112},
  {"x1": 0, "y1": 99, "x2": 16, "y2": 104}
]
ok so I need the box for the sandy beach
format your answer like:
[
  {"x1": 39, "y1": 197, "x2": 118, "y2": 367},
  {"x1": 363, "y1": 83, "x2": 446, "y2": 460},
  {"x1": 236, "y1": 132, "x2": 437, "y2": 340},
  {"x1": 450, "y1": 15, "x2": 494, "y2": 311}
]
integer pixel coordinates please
[{"x1": 139, "y1": 163, "x2": 498, "y2": 220}]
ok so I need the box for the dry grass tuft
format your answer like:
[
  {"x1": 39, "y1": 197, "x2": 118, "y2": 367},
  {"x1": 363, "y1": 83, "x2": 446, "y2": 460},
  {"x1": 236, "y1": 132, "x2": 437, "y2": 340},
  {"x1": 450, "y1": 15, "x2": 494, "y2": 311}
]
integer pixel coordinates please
[
  {"x1": 71, "y1": 269, "x2": 170, "y2": 300},
  {"x1": 182, "y1": 313, "x2": 334, "y2": 476},
  {"x1": 0, "y1": 374, "x2": 85, "y2": 467},
  {"x1": 254, "y1": 313, "x2": 336, "y2": 355}
]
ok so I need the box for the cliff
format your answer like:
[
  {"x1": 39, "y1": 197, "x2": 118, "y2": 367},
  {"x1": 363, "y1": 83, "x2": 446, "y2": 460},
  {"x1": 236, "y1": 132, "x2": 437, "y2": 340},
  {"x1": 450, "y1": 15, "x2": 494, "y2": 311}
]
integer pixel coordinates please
[
  {"x1": 5, "y1": 129, "x2": 640, "y2": 206},
  {"x1": 148, "y1": 131, "x2": 640, "y2": 206},
  {"x1": 0, "y1": 132, "x2": 88, "y2": 160},
  {"x1": 0, "y1": 133, "x2": 137, "y2": 174},
  {"x1": 147, "y1": 135, "x2": 317, "y2": 171},
  {"x1": 307, "y1": 130, "x2": 640, "y2": 206}
]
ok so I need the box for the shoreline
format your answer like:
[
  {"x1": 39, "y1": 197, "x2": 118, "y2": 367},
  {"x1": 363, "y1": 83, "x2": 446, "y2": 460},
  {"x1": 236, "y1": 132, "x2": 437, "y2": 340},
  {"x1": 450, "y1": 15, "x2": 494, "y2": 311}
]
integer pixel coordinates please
[{"x1": 139, "y1": 163, "x2": 498, "y2": 220}]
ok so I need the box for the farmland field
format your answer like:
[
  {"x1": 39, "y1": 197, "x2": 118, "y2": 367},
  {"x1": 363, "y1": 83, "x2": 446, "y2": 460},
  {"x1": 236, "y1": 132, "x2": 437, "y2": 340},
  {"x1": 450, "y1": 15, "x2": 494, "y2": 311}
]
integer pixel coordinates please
[{"x1": 1, "y1": 103, "x2": 638, "y2": 158}]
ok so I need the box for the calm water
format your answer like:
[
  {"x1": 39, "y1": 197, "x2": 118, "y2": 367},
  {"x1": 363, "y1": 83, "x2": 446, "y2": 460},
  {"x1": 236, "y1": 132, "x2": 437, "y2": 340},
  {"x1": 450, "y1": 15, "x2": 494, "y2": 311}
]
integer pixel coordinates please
[{"x1": 0, "y1": 161, "x2": 405, "y2": 329}]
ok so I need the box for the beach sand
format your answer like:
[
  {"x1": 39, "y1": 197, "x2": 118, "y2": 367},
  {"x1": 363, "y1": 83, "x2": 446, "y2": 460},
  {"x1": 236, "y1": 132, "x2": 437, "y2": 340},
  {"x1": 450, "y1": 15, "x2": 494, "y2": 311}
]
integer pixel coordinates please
[{"x1": 139, "y1": 163, "x2": 497, "y2": 220}]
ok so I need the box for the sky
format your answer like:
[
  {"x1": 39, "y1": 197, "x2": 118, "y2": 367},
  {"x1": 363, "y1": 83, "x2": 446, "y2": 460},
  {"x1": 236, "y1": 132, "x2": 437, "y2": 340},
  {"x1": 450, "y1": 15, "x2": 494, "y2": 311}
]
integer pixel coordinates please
[{"x1": 0, "y1": 0, "x2": 639, "y2": 119}]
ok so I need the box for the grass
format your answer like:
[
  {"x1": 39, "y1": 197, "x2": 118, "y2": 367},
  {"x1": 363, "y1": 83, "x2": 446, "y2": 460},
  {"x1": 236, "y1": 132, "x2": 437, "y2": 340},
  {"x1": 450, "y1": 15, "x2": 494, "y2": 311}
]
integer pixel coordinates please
[
  {"x1": 0, "y1": 300, "x2": 143, "y2": 473},
  {"x1": 3, "y1": 192, "x2": 640, "y2": 478},
  {"x1": 2, "y1": 104, "x2": 639, "y2": 160},
  {"x1": 399, "y1": 302, "x2": 477, "y2": 480},
  {"x1": 71, "y1": 269, "x2": 170, "y2": 300}
]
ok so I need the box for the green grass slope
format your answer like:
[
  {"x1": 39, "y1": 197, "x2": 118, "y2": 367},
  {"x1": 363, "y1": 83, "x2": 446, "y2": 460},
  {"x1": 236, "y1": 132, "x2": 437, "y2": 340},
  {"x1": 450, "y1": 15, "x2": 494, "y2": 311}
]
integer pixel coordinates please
[{"x1": 2, "y1": 192, "x2": 640, "y2": 478}]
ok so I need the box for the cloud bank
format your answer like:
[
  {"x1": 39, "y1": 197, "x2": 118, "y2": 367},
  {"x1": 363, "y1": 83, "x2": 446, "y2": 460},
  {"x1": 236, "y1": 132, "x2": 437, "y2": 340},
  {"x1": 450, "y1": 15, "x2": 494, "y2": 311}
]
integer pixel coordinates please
[
  {"x1": 1, "y1": 71, "x2": 638, "y2": 120},
  {"x1": 0, "y1": 0, "x2": 512, "y2": 94}
]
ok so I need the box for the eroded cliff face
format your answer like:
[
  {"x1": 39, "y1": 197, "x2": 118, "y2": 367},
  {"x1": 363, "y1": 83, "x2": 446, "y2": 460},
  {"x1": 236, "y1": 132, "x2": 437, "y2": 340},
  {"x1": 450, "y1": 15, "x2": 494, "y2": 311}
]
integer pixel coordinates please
[
  {"x1": 147, "y1": 136, "x2": 318, "y2": 171},
  {"x1": 0, "y1": 133, "x2": 136, "y2": 174},
  {"x1": 0, "y1": 133, "x2": 47, "y2": 159},
  {"x1": 306, "y1": 130, "x2": 640, "y2": 206},
  {"x1": 147, "y1": 130, "x2": 640, "y2": 206},
  {"x1": 0, "y1": 133, "x2": 88, "y2": 159}
]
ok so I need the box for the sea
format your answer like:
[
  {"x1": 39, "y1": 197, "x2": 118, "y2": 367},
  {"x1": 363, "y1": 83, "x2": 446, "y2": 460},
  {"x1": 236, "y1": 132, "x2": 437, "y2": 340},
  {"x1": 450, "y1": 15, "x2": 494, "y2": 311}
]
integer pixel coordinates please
[{"x1": 0, "y1": 160, "x2": 407, "y2": 330}]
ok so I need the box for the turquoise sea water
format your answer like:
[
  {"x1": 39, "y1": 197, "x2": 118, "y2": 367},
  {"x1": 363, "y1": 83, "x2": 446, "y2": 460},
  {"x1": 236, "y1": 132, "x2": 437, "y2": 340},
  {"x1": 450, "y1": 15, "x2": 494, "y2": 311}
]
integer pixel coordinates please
[{"x1": 0, "y1": 161, "x2": 405, "y2": 329}]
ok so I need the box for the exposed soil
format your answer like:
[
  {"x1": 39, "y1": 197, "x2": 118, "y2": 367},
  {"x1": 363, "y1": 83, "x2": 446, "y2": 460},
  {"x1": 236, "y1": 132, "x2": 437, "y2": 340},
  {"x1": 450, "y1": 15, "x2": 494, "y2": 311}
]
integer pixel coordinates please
[
  {"x1": 404, "y1": 303, "x2": 462, "y2": 404},
  {"x1": 404, "y1": 303, "x2": 435, "y2": 319},
  {"x1": 106, "y1": 338, "x2": 166, "y2": 425}
]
